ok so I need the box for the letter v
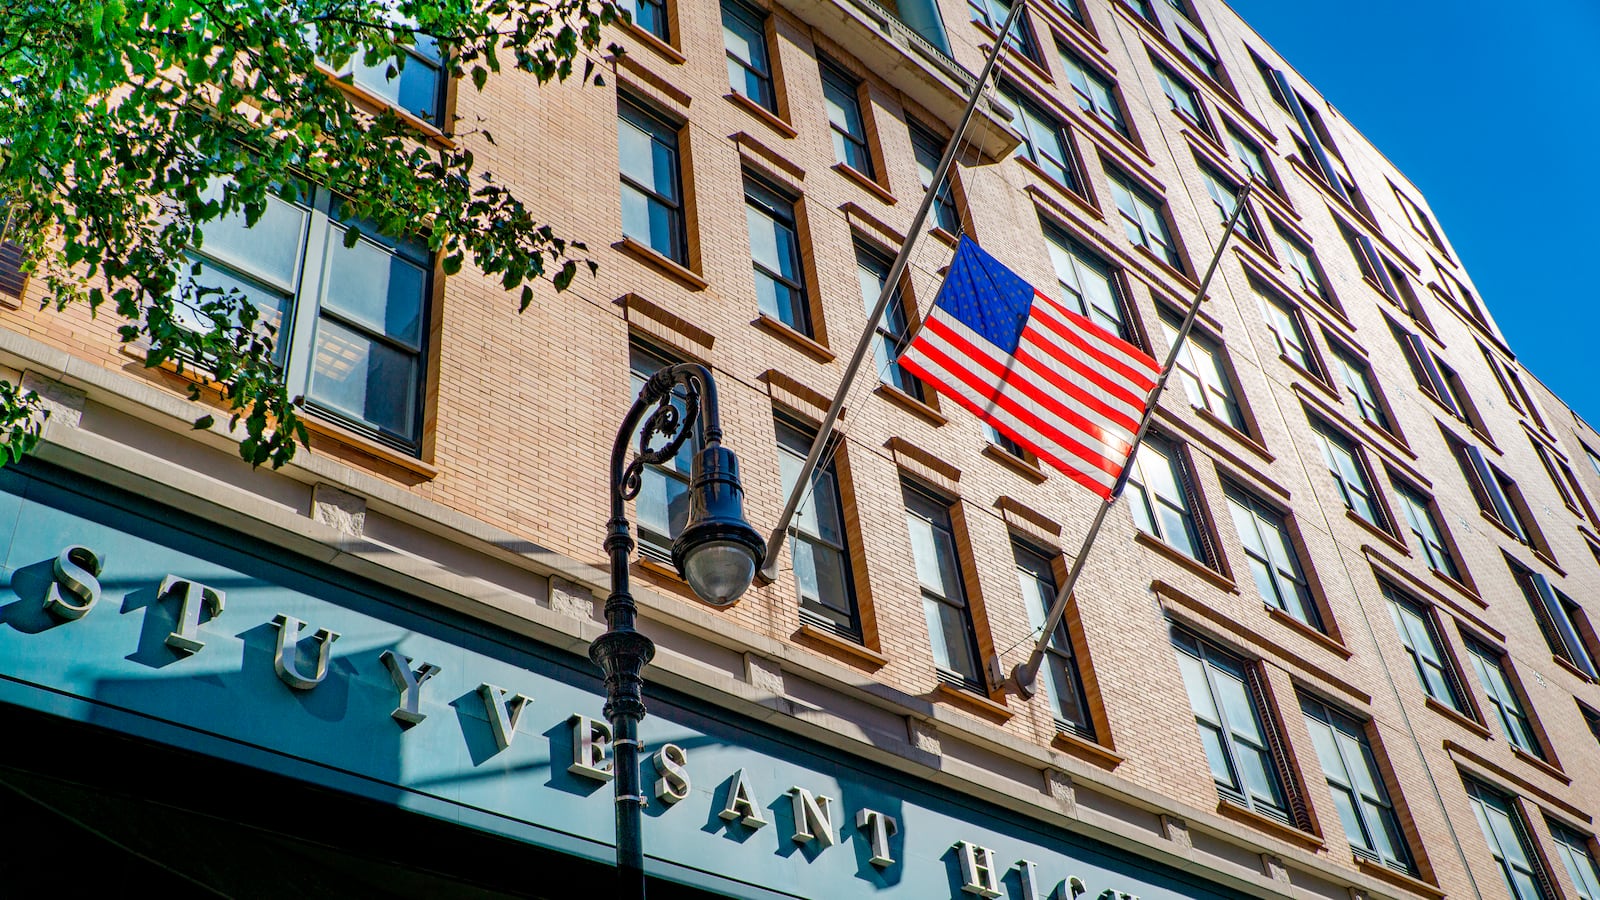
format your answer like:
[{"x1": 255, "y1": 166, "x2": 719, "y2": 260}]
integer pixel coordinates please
[{"x1": 478, "y1": 683, "x2": 534, "y2": 751}]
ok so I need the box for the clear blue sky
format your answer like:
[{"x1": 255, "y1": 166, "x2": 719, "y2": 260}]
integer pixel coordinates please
[{"x1": 1222, "y1": 0, "x2": 1600, "y2": 423}]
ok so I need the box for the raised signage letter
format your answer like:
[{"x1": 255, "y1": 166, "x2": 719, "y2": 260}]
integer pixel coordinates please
[
  {"x1": 1063, "y1": 876, "x2": 1087, "y2": 898},
  {"x1": 1017, "y1": 860, "x2": 1040, "y2": 900},
  {"x1": 379, "y1": 651, "x2": 441, "y2": 725},
  {"x1": 652, "y1": 743, "x2": 690, "y2": 805},
  {"x1": 43, "y1": 545, "x2": 102, "y2": 620},
  {"x1": 478, "y1": 683, "x2": 533, "y2": 751},
  {"x1": 788, "y1": 787, "x2": 837, "y2": 848},
  {"x1": 855, "y1": 808, "x2": 898, "y2": 867},
  {"x1": 158, "y1": 576, "x2": 225, "y2": 655},
  {"x1": 1097, "y1": 892, "x2": 1137, "y2": 900},
  {"x1": 567, "y1": 714, "x2": 613, "y2": 781},
  {"x1": 717, "y1": 769, "x2": 768, "y2": 828},
  {"x1": 956, "y1": 841, "x2": 1002, "y2": 898},
  {"x1": 270, "y1": 614, "x2": 340, "y2": 690}
]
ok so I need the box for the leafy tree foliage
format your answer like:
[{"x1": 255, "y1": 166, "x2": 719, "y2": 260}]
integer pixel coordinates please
[{"x1": 0, "y1": 0, "x2": 620, "y2": 466}]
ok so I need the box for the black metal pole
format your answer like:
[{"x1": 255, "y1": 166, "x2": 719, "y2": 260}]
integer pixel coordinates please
[{"x1": 592, "y1": 363, "x2": 721, "y2": 900}]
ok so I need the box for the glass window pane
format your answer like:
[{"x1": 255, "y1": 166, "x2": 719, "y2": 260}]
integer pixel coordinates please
[
  {"x1": 323, "y1": 228, "x2": 426, "y2": 347},
  {"x1": 196, "y1": 192, "x2": 308, "y2": 290},
  {"x1": 308, "y1": 317, "x2": 417, "y2": 437}
]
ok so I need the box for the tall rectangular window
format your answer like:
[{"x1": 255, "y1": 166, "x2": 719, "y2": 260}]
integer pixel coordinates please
[
  {"x1": 1272, "y1": 225, "x2": 1328, "y2": 301},
  {"x1": 1453, "y1": 438, "x2": 1540, "y2": 548},
  {"x1": 1466, "y1": 639, "x2": 1544, "y2": 758},
  {"x1": 1042, "y1": 222, "x2": 1128, "y2": 340},
  {"x1": 1394, "y1": 481, "x2": 1461, "y2": 580},
  {"x1": 1110, "y1": 173, "x2": 1179, "y2": 268},
  {"x1": 1004, "y1": 85, "x2": 1077, "y2": 191},
  {"x1": 1200, "y1": 164, "x2": 1258, "y2": 244},
  {"x1": 1392, "y1": 184, "x2": 1447, "y2": 256},
  {"x1": 1510, "y1": 561, "x2": 1599, "y2": 679},
  {"x1": 1127, "y1": 435, "x2": 1206, "y2": 562},
  {"x1": 1330, "y1": 345, "x2": 1391, "y2": 433},
  {"x1": 1154, "y1": 62, "x2": 1209, "y2": 134},
  {"x1": 909, "y1": 121, "x2": 961, "y2": 234},
  {"x1": 335, "y1": 29, "x2": 446, "y2": 126},
  {"x1": 1531, "y1": 438, "x2": 1595, "y2": 522},
  {"x1": 619, "y1": 97, "x2": 686, "y2": 264},
  {"x1": 628, "y1": 343, "x2": 695, "y2": 559},
  {"x1": 1256, "y1": 288, "x2": 1316, "y2": 374},
  {"x1": 1586, "y1": 444, "x2": 1600, "y2": 480},
  {"x1": 1172, "y1": 630, "x2": 1292, "y2": 822},
  {"x1": 1162, "y1": 312, "x2": 1244, "y2": 431},
  {"x1": 1015, "y1": 541, "x2": 1094, "y2": 738},
  {"x1": 904, "y1": 483, "x2": 984, "y2": 689},
  {"x1": 821, "y1": 60, "x2": 874, "y2": 177},
  {"x1": 622, "y1": 0, "x2": 669, "y2": 40},
  {"x1": 856, "y1": 242, "x2": 921, "y2": 398},
  {"x1": 744, "y1": 175, "x2": 809, "y2": 333},
  {"x1": 776, "y1": 419, "x2": 859, "y2": 638},
  {"x1": 1300, "y1": 696, "x2": 1413, "y2": 873},
  {"x1": 1060, "y1": 49, "x2": 1127, "y2": 136},
  {"x1": 1225, "y1": 486, "x2": 1318, "y2": 629},
  {"x1": 1312, "y1": 421, "x2": 1385, "y2": 529},
  {"x1": 1551, "y1": 823, "x2": 1600, "y2": 900},
  {"x1": 182, "y1": 185, "x2": 432, "y2": 453},
  {"x1": 1229, "y1": 128, "x2": 1275, "y2": 192},
  {"x1": 1466, "y1": 780, "x2": 1550, "y2": 900},
  {"x1": 968, "y1": 0, "x2": 1040, "y2": 61},
  {"x1": 723, "y1": 0, "x2": 775, "y2": 112},
  {"x1": 1384, "y1": 585, "x2": 1466, "y2": 713}
]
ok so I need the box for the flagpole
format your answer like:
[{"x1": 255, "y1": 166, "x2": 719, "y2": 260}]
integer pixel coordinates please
[
  {"x1": 1002, "y1": 181, "x2": 1255, "y2": 698},
  {"x1": 756, "y1": 0, "x2": 1027, "y2": 584}
]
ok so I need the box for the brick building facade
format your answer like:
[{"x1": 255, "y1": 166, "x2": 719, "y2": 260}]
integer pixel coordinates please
[{"x1": 1, "y1": 0, "x2": 1597, "y2": 897}]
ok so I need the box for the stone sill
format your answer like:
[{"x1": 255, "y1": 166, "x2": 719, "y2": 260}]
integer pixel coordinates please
[{"x1": 792, "y1": 622, "x2": 888, "y2": 671}]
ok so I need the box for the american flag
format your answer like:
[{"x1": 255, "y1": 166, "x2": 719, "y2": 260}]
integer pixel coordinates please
[{"x1": 899, "y1": 238, "x2": 1161, "y2": 499}]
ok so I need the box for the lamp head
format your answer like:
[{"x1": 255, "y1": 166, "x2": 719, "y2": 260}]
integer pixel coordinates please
[{"x1": 672, "y1": 444, "x2": 766, "y2": 606}]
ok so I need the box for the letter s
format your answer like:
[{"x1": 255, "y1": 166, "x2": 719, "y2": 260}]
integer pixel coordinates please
[{"x1": 44, "y1": 546, "x2": 103, "y2": 620}]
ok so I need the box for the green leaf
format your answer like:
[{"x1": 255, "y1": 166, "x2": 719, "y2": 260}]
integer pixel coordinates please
[{"x1": 192, "y1": 415, "x2": 215, "y2": 430}]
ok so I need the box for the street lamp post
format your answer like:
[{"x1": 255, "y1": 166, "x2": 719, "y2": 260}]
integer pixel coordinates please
[{"x1": 592, "y1": 362, "x2": 765, "y2": 900}]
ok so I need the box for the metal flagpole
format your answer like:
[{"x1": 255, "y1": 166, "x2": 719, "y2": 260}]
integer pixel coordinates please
[
  {"x1": 1002, "y1": 180, "x2": 1255, "y2": 698},
  {"x1": 755, "y1": 0, "x2": 1026, "y2": 584}
]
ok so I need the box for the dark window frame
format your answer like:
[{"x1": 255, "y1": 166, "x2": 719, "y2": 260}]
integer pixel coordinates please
[{"x1": 618, "y1": 96, "x2": 688, "y2": 264}]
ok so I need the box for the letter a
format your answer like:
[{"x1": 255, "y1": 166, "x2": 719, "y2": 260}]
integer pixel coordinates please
[
  {"x1": 270, "y1": 614, "x2": 340, "y2": 690},
  {"x1": 478, "y1": 683, "x2": 533, "y2": 751},
  {"x1": 718, "y1": 769, "x2": 768, "y2": 828}
]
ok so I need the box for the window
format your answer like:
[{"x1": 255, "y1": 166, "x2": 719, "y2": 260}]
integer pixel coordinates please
[
  {"x1": 776, "y1": 419, "x2": 859, "y2": 638},
  {"x1": 0, "y1": 196, "x2": 24, "y2": 300},
  {"x1": 619, "y1": 97, "x2": 686, "y2": 263},
  {"x1": 1312, "y1": 421, "x2": 1385, "y2": 529},
  {"x1": 1453, "y1": 438, "x2": 1542, "y2": 549},
  {"x1": 1466, "y1": 780, "x2": 1550, "y2": 900},
  {"x1": 1581, "y1": 702, "x2": 1600, "y2": 746},
  {"x1": 1004, "y1": 85, "x2": 1077, "y2": 190},
  {"x1": 723, "y1": 0, "x2": 776, "y2": 112},
  {"x1": 622, "y1": 0, "x2": 669, "y2": 40},
  {"x1": 1586, "y1": 443, "x2": 1600, "y2": 480},
  {"x1": 1200, "y1": 163, "x2": 1258, "y2": 244},
  {"x1": 628, "y1": 343, "x2": 696, "y2": 559},
  {"x1": 1393, "y1": 324, "x2": 1466, "y2": 421},
  {"x1": 1127, "y1": 435, "x2": 1206, "y2": 562},
  {"x1": 1392, "y1": 183, "x2": 1447, "y2": 257},
  {"x1": 1256, "y1": 287, "x2": 1316, "y2": 374},
  {"x1": 1437, "y1": 357, "x2": 1489, "y2": 436},
  {"x1": 983, "y1": 422, "x2": 1028, "y2": 458},
  {"x1": 1057, "y1": 0, "x2": 1084, "y2": 22},
  {"x1": 1329, "y1": 345, "x2": 1391, "y2": 433},
  {"x1": 1385, "y1": 585, "x2": 1467, "y2": 712},
  {"x1": 1394, "y1": 481, "x2": 1461, "y2": 580},
  {"x1": 1300, "y1": 696, "x2": 1413, "y2": 873},
  {"x1": 1228, "y1": 128, "x2": 1275, "y2": 192},
  {"x1": 181, "y1": 184, "x2": 431, "y2": 452},
  {"x1": 1162, "y1": 312, "x2": 1244, "y2": 431},
  {"x1": 1466, "y1": 639, "x2": 1544, "y2": 758},
  {"x1": 1172, "y1": 630, "x2": 1293, "y2": 822},
  {"x1": 1015, "y1": 541, "x2": 1094, "y2": 737},
  {"x1": 1225, "y1": 486, "x2": 1318, "y2": 629},
  {"x1": 1532, "y1": 438, "x2": 1596, "y2": 522},
  {"x1": 1180, "y1": 35, "x2": 1221, "y2": 82},
  {"x1": 1271, "y1": 225, "x2": 1328, "y2": 302},
  {"x1": 1154, "y1": 62, "x2": 1209, "y2": 134},
  {"x1": 821, "y1": 60, "x2": 874, "y2": 177},
  {"x1": 856, "y1": 242, "x2": 920, "y2": 398},
  {"x1": 1109, "y1": 173, "x2": 1180, "y2": 268},
  {"x1": 1042, "y1": 222, "x2": 1129, "y2": 340},
  {"x1": 744, "y1": 175, "x2": 809, "y2": 333},
  {"x1": 904, "y1": 483, "x2": 984, "y2": 688},
  {"x1": 908, "y1": 121, "x2": 961, "y2": 234},
  {"x1": 1059, "y1": 49, "x2": 1128, "y2": 136},
  {"x1": 1482, "y1": 344, "x2": 1549, "y2": 431},
  {"x1": 1510, "y1": 561, "x2": 1599, "y2": 679},
  {"x1": 331, "y1": 27, "x2": 446, "y2": 126},
  {"x1": 1551, "y1": 823, "x2": 1600, "y2": 900},
  {"x1": 968, "y1": 0, "x2": 1040, "y2": 61}
]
